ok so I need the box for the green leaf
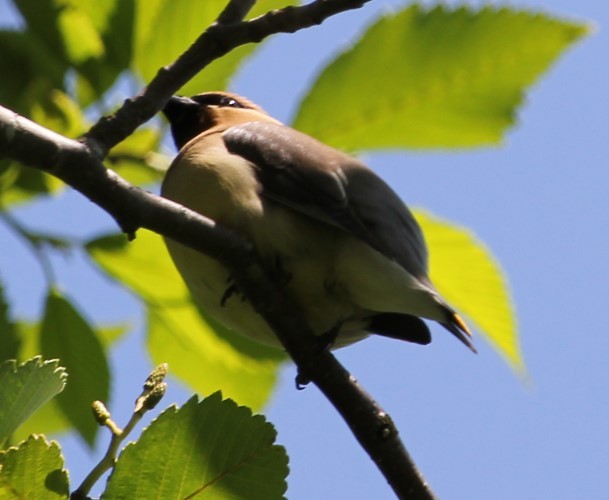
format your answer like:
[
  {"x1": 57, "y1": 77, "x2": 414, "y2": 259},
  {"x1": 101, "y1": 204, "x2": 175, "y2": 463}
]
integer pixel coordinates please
[
  {"x1": 12, "y1": 0, "x2": 69, "y2": 71},
  {"x1": 73, "y1": 0, "x2": 136, "y2": 104},
  {"x1": 30, "y1": 89, "x2": 87, "y2": 138},
  {"x1": 415, "y1": 211, "x2": 524, "y2": 372},
  {"x1": 97, "y1": 322, "x2": 131, "y2": 347},
  {"x1": 56, "y1": 3, "x2": 104, "y2": 63},
  {"x1": 14, "y1": 0, "x2": 105, "y2": 65},
  {"x1": 148, "y1": 303, "x2": 281, "y2": 410},
  {"x1": 11, "y1": 403, "x2": 69, "y2": 447},
  {"x1": 104, "y1": 393, "x2": 288, "y2": 499},
  {"x1": 0, "y1": 357, "x2": 67, "y2": 447},
  {"x1": 11, "y1": 324, "x2": 70, "y2": 442},
  {"x1": 86, "y1": 232, "x2": 190, "y2": 304},
  {"x1": 133, "y1": 0, "x2": 290, "y2": 93},
  {"x1": 71, "y1": 0, "x2": 119, "y2": 32},
  {"x1": 86, "y1": 230, "x2": 284, "y2": 410},
  {"x1": 0, "y1": 435, "x2": 69, "y2": 499},
  {"x1": 133, "y1": 0, "x2": 225, "y2": 91},
  {"x1": 39, "y1": 290, "x2": 110, "y2": 447},
  {"x1": 10, "y1": 321, "x2": 127, "y2": 443},
  {"x1": 14, "y1": 0, "x2": 134, "y2": 105},
  {"x1": 293, "y1": 5, "x2": 589, "y2": 150},
  {"x1": 0, "y1": 281, "x2": 20, "y2": 362},
  {"x1": 0, "y1": 163, "x2": 62, "y2": 206},
  {"x1": 0, "y1": 90, "x2": 86, "y2": 206},
  {"x1": 106, "y1": 128, "x2": 165, "y2": 186},
  {"x1": 0, "y1": 30, "x2": 66, "y2": 112}
]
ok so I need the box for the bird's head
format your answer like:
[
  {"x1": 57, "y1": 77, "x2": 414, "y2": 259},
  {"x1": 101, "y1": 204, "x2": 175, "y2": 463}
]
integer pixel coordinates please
[{"x1": 163, "y1": 91, "x2": 276, "y2": 150}]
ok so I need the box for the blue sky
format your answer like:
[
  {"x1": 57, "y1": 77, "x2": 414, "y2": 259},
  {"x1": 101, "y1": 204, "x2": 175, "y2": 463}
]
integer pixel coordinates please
[{"x1": 1, "y1": 0, "x2": 608, "y2": 498}]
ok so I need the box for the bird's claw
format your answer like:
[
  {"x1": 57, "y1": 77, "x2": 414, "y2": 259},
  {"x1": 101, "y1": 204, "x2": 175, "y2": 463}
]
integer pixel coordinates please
[
  {"x1": 220, "y1": 277, "x2": 247, "y2": 306},
  {"x1": 293, "y1": 323, "x2": 341, "y2": 389}
]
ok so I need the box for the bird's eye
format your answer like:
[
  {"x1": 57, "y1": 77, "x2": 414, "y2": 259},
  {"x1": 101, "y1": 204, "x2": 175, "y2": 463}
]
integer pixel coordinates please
[
  {"x1": 190, "y1": 93, "x2": 247, "y2": 109},
  {"x1": 220, "y1": 96, "x2": 242, "y2": 108}
]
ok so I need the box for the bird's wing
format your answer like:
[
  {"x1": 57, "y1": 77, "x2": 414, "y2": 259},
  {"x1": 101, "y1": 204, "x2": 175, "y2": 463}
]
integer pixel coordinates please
[
  {"x1": 223, "y1": 121, "x2": 428, "y2": 280},
  {"x1": 224, "y1": 121, "x2": 475, "y2": 351}
]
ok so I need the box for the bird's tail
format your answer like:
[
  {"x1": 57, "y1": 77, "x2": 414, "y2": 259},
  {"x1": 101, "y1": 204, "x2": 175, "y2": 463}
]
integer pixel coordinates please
[{"x1": 441, "y1": 308, "x2": 476, "y2": 353}]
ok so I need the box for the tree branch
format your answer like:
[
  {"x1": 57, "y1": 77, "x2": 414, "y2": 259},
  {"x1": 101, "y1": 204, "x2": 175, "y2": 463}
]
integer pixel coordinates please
[
  {"x1": 83, "y1": 0, "x2": 371, "y2": 157},
  {"x1": 0, "y1": 108, "x2": 435, "y2": 500},
  {"x1": 0, "y1": 1, "x2": 437, "y2": 497},
  {"x1": 216, "y1": 0, "x2": 258, "y2": 25}
]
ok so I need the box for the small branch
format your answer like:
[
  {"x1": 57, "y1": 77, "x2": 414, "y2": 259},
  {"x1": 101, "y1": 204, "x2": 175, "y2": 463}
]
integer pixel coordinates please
[
  {"x1": 216, "y1": 0, "x2": 257, "y2": 25},
  {"x1": 229, "y1": 266, "x2": 436, "y2": 499},
  {"x1": 83, "y1": 0, "x2": 371, "y2": 157},
  {"x1": 71, "y1": 365, "x2": 169, "y2": 499}
]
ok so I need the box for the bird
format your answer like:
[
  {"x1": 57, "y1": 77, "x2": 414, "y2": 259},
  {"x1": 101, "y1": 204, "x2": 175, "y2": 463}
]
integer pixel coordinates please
[{"x1": 161, "y1": 91, "x2": 475, "y2": 353}]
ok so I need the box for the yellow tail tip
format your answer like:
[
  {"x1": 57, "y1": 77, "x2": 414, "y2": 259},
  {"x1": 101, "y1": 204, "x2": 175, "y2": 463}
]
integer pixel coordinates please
[{"x1": 453, "y1": 313, "x2": 471, "y2": 336}]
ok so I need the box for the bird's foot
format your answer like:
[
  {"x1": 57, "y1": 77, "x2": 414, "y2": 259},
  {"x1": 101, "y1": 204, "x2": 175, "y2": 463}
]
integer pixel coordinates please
[
  {"x1": 294, "y1": 323, "x2": 341, "y2": 390},
  {"x1": 220, "y1": 277, "x2": 247, "y2": 306},
  {"x1": 295, "y1": 371, "x2": 311, "y2": 390}
]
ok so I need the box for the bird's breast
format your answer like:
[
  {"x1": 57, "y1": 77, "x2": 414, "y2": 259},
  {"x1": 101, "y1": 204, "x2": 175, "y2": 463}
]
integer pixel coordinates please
[
  {"x1": 160, "y1": 135, "x2": 362, "y2": 346},
  {"x1": 162, "y1": 135, "x2": 264, "y2": 229}
]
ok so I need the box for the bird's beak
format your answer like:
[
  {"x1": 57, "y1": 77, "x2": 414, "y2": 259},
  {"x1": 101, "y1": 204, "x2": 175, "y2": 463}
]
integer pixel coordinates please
[
  {"x1": 162, "y1": 95, "x2": 198, "y2": 122},
  {"x1": 163, "y1": 96, "x2": 206, "y2": 150}
]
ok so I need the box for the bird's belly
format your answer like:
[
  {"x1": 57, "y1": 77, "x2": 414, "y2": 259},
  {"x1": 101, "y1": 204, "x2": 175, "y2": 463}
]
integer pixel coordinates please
[
  {"x1": 162, "y1": 150, "x2": 370, "y2": 348},
  {"x1": 164, "y1": 239, "x2": 279, "y2": 345},
  {"x1": 164, "y1": 233, "x2": 367, "y2": 349}
]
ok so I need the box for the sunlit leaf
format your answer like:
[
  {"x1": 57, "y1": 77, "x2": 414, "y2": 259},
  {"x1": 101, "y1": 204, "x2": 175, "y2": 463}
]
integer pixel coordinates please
[
  {"x1": 71, "y1": 0, "x2": 117, "y2": 31},
  {"x1": 0, "y1": 164, "x2": 62, "y2": 207},
  {"x1": 0, "y1": 357, "x2": 66, "y2": 447},
  {"x1": 148, "y1": 303, "x2": 280, "y2": 410},
  {"x1": 133, "y1": 0, "x2": 165, "y2": 56},
  {"x1": 0, "y1": 435, "x2": 69, "y2": 499},
  {"x1": 11, "y1": 404, "x2": 68, "y2": 447},
  {"x1": 86, "y1": 232, "x2": 189, "y2": 304},
  {"x1": 56, "y1": 4, "x2": 104, "y2": 63},
  {"x1": 294, "y1": 5, "x2": 589, "y2": 150},
  {"x1": 14, "y1": 0, "x2": 133, "y2": 105},
  {"x1": 10, "y1": 323, "x2": 70, "y2": 442},
  {"x1": 74, "y1": 0, "x2": 135, "y2": 104},
  {"x1": 17, "y1": 0, "x2": 110, "y2": 64},
  {"x1": 96, "y1": 322, "x2": 131, "y2": 347},
  {"x1": 133, "y1": 0, "x2": 291, "y2": 94},
  {"x1": 11, "y1": 321, "x2": 127, "y2": 442},
  {"x1": 86, "y1": 230, "x2": 284, "y2": 410},
  {"x1": 104, "y1": 393, "x2": 288, "y2": 499},
  {"x1": 30, "y1": 90, "x2": 87, "y2": 138},
  {"x1": 0, "y1": 90, "x2": 87, "y2": 206},
  {"x1": 107, "y1": 128, "x2": 165, "y2": 186},
  {"x1": 415, "y1": 210, "x2": 524, "y2": 372},
  {"x1": 39, "y1": 290, "x2": 110, "y2": 447}
]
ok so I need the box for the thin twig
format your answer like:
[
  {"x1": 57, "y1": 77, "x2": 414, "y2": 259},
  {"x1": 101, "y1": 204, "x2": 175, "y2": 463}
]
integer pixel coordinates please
[{"x1": 71, "y1": 365, "x2": 168, "y2": 499}]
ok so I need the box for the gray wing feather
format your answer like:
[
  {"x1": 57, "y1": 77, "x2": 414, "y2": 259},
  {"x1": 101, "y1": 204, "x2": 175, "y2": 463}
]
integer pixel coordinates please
[{"x1": 223, "y1": 121, "x2": 429, "y2": 280}]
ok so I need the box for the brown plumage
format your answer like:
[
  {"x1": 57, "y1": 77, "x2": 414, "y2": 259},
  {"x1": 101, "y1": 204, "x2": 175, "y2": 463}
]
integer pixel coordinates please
[{"x1": 161, "y1": 92, "x2": 475, "y2": 352}]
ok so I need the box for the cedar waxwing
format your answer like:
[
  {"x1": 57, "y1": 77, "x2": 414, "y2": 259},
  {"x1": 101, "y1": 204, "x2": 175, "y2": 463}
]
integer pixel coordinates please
[{"x1": 161, "y1": 92, "x2": 474, "y2": 352}]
